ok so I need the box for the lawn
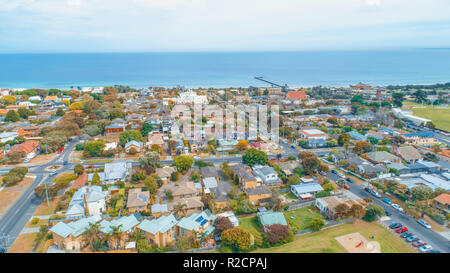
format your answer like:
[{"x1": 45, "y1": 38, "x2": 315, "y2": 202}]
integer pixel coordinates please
[
  {"x1": 8, "y1": 233, "x2": 38, "y2": 253},
  {"x1": 253, "y1": 220, "x2": 415, "y2": 253},
  {"x1": 411, "y1": 106, "x2": 450, "y2": 131},
  {"x1": 284, "y1": 206, "x2": 323, "y2": 231},
  {"x1": 238, "y1": 216, "x2": 264, "y2": 244},
  {"x1": 0, "y1": 176, "x2": 35, "y2": 216}
]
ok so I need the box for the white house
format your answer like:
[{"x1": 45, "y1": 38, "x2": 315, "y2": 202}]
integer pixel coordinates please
[
  {"x1": 298, "y1": 129, "x2": 328, "y2": 140},
  {"x1": 0, "y1": 132, "x2": 19, "y2": 143},
  {"x1": 290, "y1": 183, "x2": 324, "y2": 200},
  {"x1": 66, "y1": 186, "x2": 107, "y2": 218}
]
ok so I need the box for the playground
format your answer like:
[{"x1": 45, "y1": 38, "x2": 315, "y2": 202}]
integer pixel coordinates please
[{"x1": 335, "y1": 232, "x2": 380, "y2": 253}]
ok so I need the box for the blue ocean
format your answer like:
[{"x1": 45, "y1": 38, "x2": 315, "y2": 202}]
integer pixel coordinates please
[{"x1": 0, "y1": 49, "x2": 449, "y2": 89}]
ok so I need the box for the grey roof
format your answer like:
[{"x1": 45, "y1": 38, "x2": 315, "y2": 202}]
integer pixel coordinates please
[
  {"x1": 291, "y1": 183, "x2": 323, "y2": 194},
  {"x1": 201, "y1": 166, "x2": 219, "y2": 178},
  {"x1": 245, "y1": 185, "x2": 272, "y2": 195}
]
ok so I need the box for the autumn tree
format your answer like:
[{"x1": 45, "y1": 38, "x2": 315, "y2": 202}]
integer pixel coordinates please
[
  {"x1": 349, "y1": 204, "x2": 365, "y2": 219},
  {"x1": 74, "y1": 164, "x2": 85, "y2": 175},
  {"x1": 236, "y1": 140, "x2": 249, "y2": 151},
  {"x1": 353, "y1": 141, "x2": 372, "y2": 154},
  {"x1": 221, "y1": 227, "x2": 253, "y2": 252},
  {"x1": 265, "y1": 224, "x2": 291, "y2": 245},
  {"x1": 214, "y1": 216, "x2": 234, "y2": 235}
]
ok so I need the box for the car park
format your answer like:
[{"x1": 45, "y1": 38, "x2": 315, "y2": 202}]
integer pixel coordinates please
[
  {"x1": 412, "y1": 240, "x2": 426, "y2": 247},
  {"x1": 396, "y1": 227, "x2": 408, "y2": 233},
  {"x1": 418, "y1": 245, "x2": 433, "y2": 253},
  {"x1": 382, "y1": 197, "x2": 392, "y2": 205},
  {"x1": 406, "y1": 235, "x2": 419, "y2": 242},
  {"x1": 417, "y1": 219, "x2": 432, "y2": 229}
]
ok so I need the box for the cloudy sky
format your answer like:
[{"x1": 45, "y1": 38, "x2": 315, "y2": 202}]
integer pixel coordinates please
[{"x1": 1, "y1": 0, "x2": 450, "y2": 52}]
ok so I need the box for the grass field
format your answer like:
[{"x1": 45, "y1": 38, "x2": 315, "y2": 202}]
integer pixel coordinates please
[
  {"x1": 238, "y1": 216, "x2": 264, "y2": 245},
  {"x1": 284, "y1": 206, "x2": 323, "y2": 230},
  {"x1": 411, "y1": 107, "x2": 450, "y2": 131},
  {"x1": 252, "y1": 220, "x2": 416, "y2": 253}
]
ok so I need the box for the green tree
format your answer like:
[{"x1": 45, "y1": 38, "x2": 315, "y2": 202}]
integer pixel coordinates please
[
  {"x1": 392, "y1": 92, "x2": 405, "y2": 108},
  {"x1": 338, "y1": 133, "x2": 351, "y2": 146},
  {"x1": 411, "y1": 185, "x2": 433, "y2": 201},
  {"x1": 412, "y1": 90, "x2": 427, "y2": 104},
  {"x1": 221, "y1": 227, "x2": 253, "y2": 252},
  {"x1": 173, "y1": 156, "x2": 193, "y2": 173},
  {"x1": 119, "y1": 130, "x2": 143, "y2": 146},
  {"x1": 55, "y1": 107, "x2": 65, "y2": 116},
  {"x1": 242, "y1": 148, "x2": 269, "y2": 167},
  {"x1": 92, "y1": 172, "x2": 101, "y2": 185},
  {"x1": 5, "y1": 110, "x2": 20, "y2": 122},
  {"x1": 309, "y1": 217, "x2": 325, "y2": 231},
  {"x1": 83, "y1": 140, "x2": 106, "y2": 157},
  {"x1": 144, "y1": 175, "x2": 159, "y2": 194},
  {"x1": 74, "y1": 164, "x2": 85, "y2": 175},
  {"x1": 141, "y1": 123, "x2": 154, "y2": 137}
]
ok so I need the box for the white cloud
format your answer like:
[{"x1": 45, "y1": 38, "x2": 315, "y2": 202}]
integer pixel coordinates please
[{"x1": 67, "y1": 0, "x2": 81, "y2": 6}]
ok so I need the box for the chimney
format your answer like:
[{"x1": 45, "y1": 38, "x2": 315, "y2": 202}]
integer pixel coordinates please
[{"x1": 84, "y1": 194, "x2": 89, "y2": 216}]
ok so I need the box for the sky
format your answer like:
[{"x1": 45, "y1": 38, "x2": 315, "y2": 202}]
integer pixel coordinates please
[{"x1": 1, "y1": 0, "x2": 450, "y2": 53}]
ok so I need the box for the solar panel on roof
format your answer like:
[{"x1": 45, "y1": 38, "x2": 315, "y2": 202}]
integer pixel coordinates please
[
  {"x1": 200, "y1": 219, "x2": 208, "y2": 226},
  {"x1": 195, "y1": 216, "x2": 204, "y2": 223}
]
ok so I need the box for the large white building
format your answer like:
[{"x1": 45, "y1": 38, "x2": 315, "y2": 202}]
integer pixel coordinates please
[
  {"x1": 392, "y1": 108, "x2": 431, "y2": 126},
  {"x1": 176, "y1": 91, "x2": 208, "y2": 104}
]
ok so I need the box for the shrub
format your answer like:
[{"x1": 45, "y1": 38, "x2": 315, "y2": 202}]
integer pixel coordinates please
[
  {"x1": 220, "y1": 245, "x2": 233, "y2": 253},
  {"x1": 31, "y1": 218, "x2": 40, "y2": 225},
  {"x1": 309, "y1": 217, "x2": 325, "y2": 231}
]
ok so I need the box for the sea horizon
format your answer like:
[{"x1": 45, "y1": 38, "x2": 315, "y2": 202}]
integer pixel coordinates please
[{"x1": 1, "y1": 49, "x2": 450, "y2": 90}]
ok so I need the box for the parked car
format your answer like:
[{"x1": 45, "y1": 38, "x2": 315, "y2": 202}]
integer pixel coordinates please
[
  {"x1": 396, "y1": 227, "x2": 408, "y2": 233},
  {"x1": 370, "y1": 190, "x2": 381, "y2": 198},
  {"x1": 63, "y1": 160, "x2": 68, "y2": 165},
  {"x1": 338, "y1": 173, "x2": 346, "y2": 179},
  {"x1": 291, "y1": 145, "x2": 296, "y2": 149},
  {"x1": 391, "y1": 203, "x2": 404, "y2": 212},
  {"x1": 406, "y1": 235, "x2": 419, "y2": 242},
  {"x1": 389, "y1": 222, "x2": 402, "y2": 229},
  {"x1": 346, "y1": 177, "x2": 354, "y2": 183},
  {"x1": 382, "y1": 197, "x2": 392, "y2": 205},
  {"x1": 417, "y1": 219, "x2": 432, "y2": 229},
  {"x1": 418, "y1": 245, "x2": 433, "y2": 253},
  {"x1": 49, "y1": 171, "x2": 57, "y2": 176},
  {"x1": 0, "y1": 248, "x2": 5, "y2": 253},
  {"x1": 401, "y1": 232, "x2": 412, "y2": 238},
  {"x1": 384, "y1": 209, "x2": 392, "y2": 216},
  {"x1": 413, "y1": 240, "x2": 426, "y2": 247},
  {"x1": 331, "y1": 170, "x2": 338, "y2": 174},
  {"x1": 428, "y1": 250, "x2": 441, "y2": 253},
  {"x1": 364, "y1": 187, "x2": 371, "y2": 193},
  {"x1": 86, "y1": 165, "x2": 94, "y2": 169}
]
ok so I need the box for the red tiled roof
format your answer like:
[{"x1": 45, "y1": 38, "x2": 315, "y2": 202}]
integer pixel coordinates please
[
  {"x1": 434, "y1": 193, "x2": 450, "y2": 205},
  {"x1": 7, "y1": 141, "x2": 39, "y2": 155},
  {"x1": 286, "y1": 91, "x2": 306, "y2": 100}
]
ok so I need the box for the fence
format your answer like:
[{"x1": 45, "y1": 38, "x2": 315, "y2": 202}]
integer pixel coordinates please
[
  {"x1": 294, "y1": 218, "x2": 354, "y2": 236},
  {"x1": 286, "y1": 200, "x2": 315, "y2": 211}
]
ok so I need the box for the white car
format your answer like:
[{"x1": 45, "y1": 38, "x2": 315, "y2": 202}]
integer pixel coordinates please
[
  {"x1": 338, "y1": 173, "x2": 346, "y2": 179},
  {"x1": 417, "y1": 219, "x2": 432, "y2": 229},
  {"x1": 391, "y1": 203, "x2": 404, "y2": 212},
  {"x1": 418, "y1": 245, "x2": 433, "y2": 253}
]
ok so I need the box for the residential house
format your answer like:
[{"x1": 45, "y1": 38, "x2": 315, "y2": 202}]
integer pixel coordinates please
[
  {"x1": 124, "y1": 140, "x2": 143, "y2": 154},
  {"x1": 285, "y1": 91, "x2": 307, "y2": 101},
  {"x1": 105, "y1": 124, "x2": 125, "y2": 136},
  {"x1": 151, "y1": 203, "x2": 169, "y2": 217},
  {"x1": 434, "y1": 193, "x2": 450, "y2": 214},
  {"x1": 257, "y1": 210, "x2": 288, "y2": 231},
  {"x1": 366, "y1": 151, "x2": 401, "y2": 164},
  {"x1": 357, "y1": 164, "x2": 388, "y2": 177},
  {"x1": 348, "y1": 131, "x2": 366, "y2": 141},
  {"x1": 66, "y1": 186, "x2": 107, "y2": 218},
  {"x1": 252, "y1": 165, "x2": 282, "y2": 187},
  {"x1": 147, "y1": 133, "x2": 165, "y2": 150},
  {"x1": 127, "y1": 188, "x2": 150, "y2": 213},
  {"x1": 277, "y1": 160, "x2": 300, "y2": 176},
  {"x1": 168, "y1": 197, "x2": 204, "y2": 216},
  {"x1": 101, "y1": 161, "x2": 132, "y2": 184},
  {"x1": 395, "y1": 146, "x2": 423, "y2": 163},
  {"x1": 155, "y1": 166, "x2": 176, "y2": 184},
  {"x1": 403, "y1": 132, "x2": 436, "y2": 146},
  {"x1": 177, "y1": 210, "x2": 216, "y2": 238},
  {"x1": 315, "y1": 196, "x2": 348, "y2": 220},
  {"x1": 216, "y1": 211, "x2": 239, "y2": 227},
  {"x1": 290, "y1": 183, "x2": 323, "y2": 200},
  {"x1": 298, "y1": 128, "x2": 328, "y2": 141},
  {"x1": 99, "y1": 215, "x2": 140, "y2": 249},
  {"x1": 213, "y1": 194, "x2": 230, "y2": 210},
  {"x1": 230, "y1": 163, "x2": 258, "y2": 190},
  {"x1": 202, "y1": 177, "x2": 218, "y2": 195},
  {"x1": 246, "y1": 185, "x2": 272, "y2": 206},
  {"x1": 0, "y1": 132, "x2": 18, "y2": 143},
  {"x1": 7, "y1": 140, "x2": 40, "y2": 162},
  {"x1": 137, "y1": 214, "x2": 178, "y2": 247},
  {"x1": 49, "y1": 215, "x2": 101, "y2": 252},
  {"x1": 200, "y1": 166, "x2": 220, "y2": 182}
]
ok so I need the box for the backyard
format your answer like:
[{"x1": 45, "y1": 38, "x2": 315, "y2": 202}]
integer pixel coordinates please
[
  {"x1": 284, "y1": 206, "x2": 323, "y2": 231},
  {"x1": 253, "y1": 220, "x2": 416, "y2": 253}
]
